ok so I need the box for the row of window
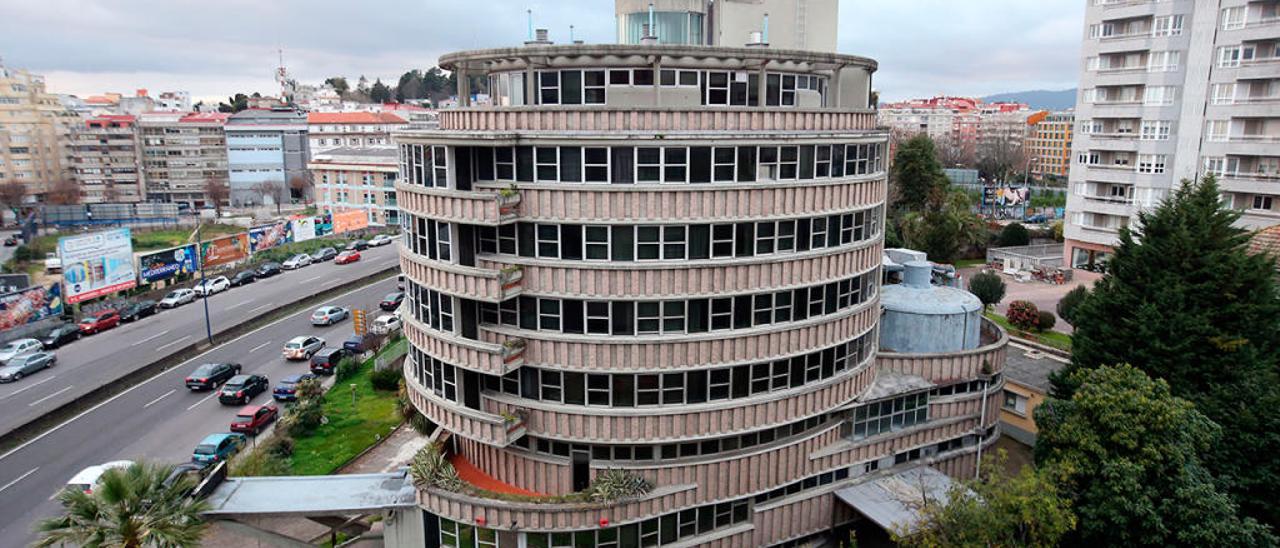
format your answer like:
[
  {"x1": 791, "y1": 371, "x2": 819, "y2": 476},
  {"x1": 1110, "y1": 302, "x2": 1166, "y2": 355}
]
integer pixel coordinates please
[
  {"x1": 407, "y1": 285, "x2": 455, "y2": 333},
  {"x1": 398, "y1": 143, "x2": 885, "y2": 189},
  {"x1": 514, "y1": 415, "x2": 833, "y2": 462},
  {"x1": 473, "y1": 271, "x2": 877, "y2": 336},
  {"x1": 466, "y1": 210, "x2": 881, "y2": 263},
  {"x1": 491, "y1": 68, "x2": 827, "y2": 108},
  {"x1": 848, "y1": 392, "x2": 929, "y2": 440}
]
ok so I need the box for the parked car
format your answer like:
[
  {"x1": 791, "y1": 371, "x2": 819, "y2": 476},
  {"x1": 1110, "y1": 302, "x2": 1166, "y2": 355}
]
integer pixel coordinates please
[
  {"x1": 78, "y1": 310, "x2": 120, "y2": 335},
  {"x1": 272, "y1": 373, "x2": 317, "y2": 401},
  {"x1": 185, "y1": 362, "x2": 242, "y2": 391},
  {"x1": 282, "y1": 254, "x2": 312, "y2": 270},
  {"x1": 343, "y1": 334, "x2": 372, "y2": 353},
  {"x1": 309, "y1": 348, "x2": 351, "y2": 375},
  {"x1": 368, "y1": 234, "x2": 395, "y2": 247},
  {"x1": 3, "y1": 236, "x2": 17, "y2": 247},
  {"x1": 0, "y1": 351, "x2": 56, "y2": 382},
  {"x1": 396, "y1": 274, "x2": 404, "y2": 290},
  {"x1": 119, "y1": 300, "x2": 158, "y2": 322},
  {"x1": 229, "y1": 270, "x2": 257, "y2": 287},
  {"x1": 218, "y1": 374, "x2": 269, "y2": 405},
  {"x1": 230, "y1": 403, "x2": 278, "y2": 434},
  {"x1": 283, "y1": 336, "x2": 325, "y2": 360},
  {"x1": 160, "y1": 288, "x2": 197, "y2": 308},
  {"x1": 193, "y1": 276, "x2": 231, "y2": 297},
  {"x1": 0, "y1": 338, "x2": 43, "y2": 364},
  {"x1": 310, "y1": 306, "x2": 349, "y2": 326},
  {"x1": 311, "y1": 247, "x2": 338, "y2": 262},
  {"x1": 191, "y1": 433, "x2": 247, "y2": 464},
  {"x1": 162, "y1": 462, "x2": 209, "y2": 495},
  {"x1": 379, "y1": 291, "x2": 405, "y2": 311},
  {"x1": 371, "y1": 314, "x2": 402, "y2": 335},
  {"x1": 39, "y1": 324, "x2": 81, "y2": 349},
  {"x1": 44, "y1": 252, "x2": 61, "y2": 273},
  {"x1": 334, "y1": 250, "x2": 361, "y2": 264},
  {"x1": 346, "y1": 240, "x2": 368, "y2": 251},
  {"x1": 65, "y1": 460, "x2": 134, "y2": 495},
  {"x1": 255, "y1": 262, "x2": 283, "y2": 278}
]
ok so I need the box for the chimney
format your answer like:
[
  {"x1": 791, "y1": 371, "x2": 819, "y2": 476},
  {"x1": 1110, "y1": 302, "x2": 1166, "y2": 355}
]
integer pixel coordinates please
[{"x1": 525, "y1": 28, "x2": 554, "y2": 46}]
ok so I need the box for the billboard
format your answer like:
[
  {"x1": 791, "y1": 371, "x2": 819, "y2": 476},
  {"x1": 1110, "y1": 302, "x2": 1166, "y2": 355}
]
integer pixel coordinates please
[
  {"x1": 200, "y1": 233, "x2": 250, "y2": 268},
  {"x1": 249, "y1": 222, "x2": 291, "y2": 253},
  {"x1": 138, "y1": 244, "x2": 199, "y2": 283},
  {"x1": 331, "y1": 209, "x2": 369, "y2": 234},
  {"x1": 0, "y1": 283, "x2": 63, "y2": 331},
  {"x1": 0, "y1": 274, "x2": 32, "y2": 294},
  {"x1": 290, "y1": 216, "x2": 317, "y2": 242},
  {"x1": 59, "y1": 228, "x2": 137, "y2": 304}
]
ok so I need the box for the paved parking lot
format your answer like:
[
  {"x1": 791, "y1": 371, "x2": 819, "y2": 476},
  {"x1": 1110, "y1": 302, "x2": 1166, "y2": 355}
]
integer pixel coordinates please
[{"x1": 959, "y1": 267, "x2": 1101, "y2": 334}]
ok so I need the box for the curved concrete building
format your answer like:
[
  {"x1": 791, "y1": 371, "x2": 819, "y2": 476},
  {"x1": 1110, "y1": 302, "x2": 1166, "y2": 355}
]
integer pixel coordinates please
[{"x1": 395, "y1": 43, "x2": 1004, "y2": 547}]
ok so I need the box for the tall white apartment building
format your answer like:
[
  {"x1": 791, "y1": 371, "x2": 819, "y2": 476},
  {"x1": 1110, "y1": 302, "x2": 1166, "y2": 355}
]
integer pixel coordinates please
[{"x1": 1066, "y1": 0, "x2": 1280, "y2": 269}]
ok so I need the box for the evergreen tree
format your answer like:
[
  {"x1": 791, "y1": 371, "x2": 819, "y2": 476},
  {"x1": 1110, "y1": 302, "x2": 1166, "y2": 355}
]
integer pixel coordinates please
[
  {"x1": 890, "y1": 134, "x2": 950, "y2": 213},
  {"x1": 968, "y1": 271, "x2": 1006, "y2": 312},
  {"x1": 1051, "y1": 176, "x2": 1280, "y2": 525},
  {"x1": 370, "y1": 79, "x2": 392, "y2": 103}
]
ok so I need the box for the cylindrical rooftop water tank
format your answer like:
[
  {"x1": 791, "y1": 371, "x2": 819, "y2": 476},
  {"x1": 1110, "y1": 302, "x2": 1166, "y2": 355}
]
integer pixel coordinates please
[{"x1": 880, "y1": 261, "x2": 983, "y2": 353}]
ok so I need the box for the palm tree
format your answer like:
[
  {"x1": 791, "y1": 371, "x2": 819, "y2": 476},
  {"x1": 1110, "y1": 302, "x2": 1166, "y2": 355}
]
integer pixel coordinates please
[{"x1": 35, "y1": 462, "x2": 210, "y2": 547}]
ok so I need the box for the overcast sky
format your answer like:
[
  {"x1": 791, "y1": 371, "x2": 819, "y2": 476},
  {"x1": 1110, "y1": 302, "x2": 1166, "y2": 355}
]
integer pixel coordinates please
[{"x1": 2, "y1": 0, "x2": 1084, "y2": 104}]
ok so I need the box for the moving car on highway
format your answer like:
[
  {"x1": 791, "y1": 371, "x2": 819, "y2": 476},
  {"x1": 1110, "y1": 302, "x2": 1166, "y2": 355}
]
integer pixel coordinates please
[
  {"x1": 309, "y1": 347, "x2": 350, "y2": 375},
  {"x1": 283, "y1": 336, "x2": 325, "y2": 360},
  {"x1": 78, "y1": 310, "x2": 120, "y2": 335},
  {"x1": 0, "y1": 338, "x2": 43, "y2": 364},
  {"x1": 310, "y1": 305, "x2": 349, "y2": 326},
  {"x1": 335, "y1": 250, "x2": 361, "y2": 264},
  {"x1": 191, "y1": 433, "x2": 246, "y2": 464},
  {"x1": 282, "y1": 254, "x2": 312, "y2": 270},
  {"x1": 3, "y1": 236, "x2": 17, "y2": 246},
  {"x1": 372, "y1": 314, "x2": 401, "y2": 335},
  {"x1": 185, "y1": 362, "x2": 242, "y2": 390},
  {"x1": 256, "y1": 262, "x2": 283, "y2": 278},
  {"x1": 39, "y1": 323, "x2": 81, "y2": 349},
  {"x1": 312, "y1": 247, "x2": 338, "y2": 262},
  {"x1": 0, "y1": 351, "x2": 56, "y2": 382},
  {"x1": 65, "y1": 460, "x2": 134, "y2": 495},
  {"x1": 368, "y1": 234, "x2": 395, "y2": 247},
  {"x1": 379, "y1": 291, "x2": 404, "y2": 311},
  {"x1": 193, "y1": 276, "x2": 231, "y2": 296},
  {"x1": 229, "y1": 270, "x2": 257, "y2": 287},
  {"x1": 218, "y1": 374, "x2": 269, "y2": 405},
  {"x1": 272, "y1": 373, "x2": 317, "y2": 401},
  {"x1": 119, "y1": 300, "x2": 158, "y2": 322},
  {"x1": 160, "y1": 288, "x2": 197, "y2": 308},
  {"x1": 230, "y1": 403, "x2": 278, "y2": 435}
]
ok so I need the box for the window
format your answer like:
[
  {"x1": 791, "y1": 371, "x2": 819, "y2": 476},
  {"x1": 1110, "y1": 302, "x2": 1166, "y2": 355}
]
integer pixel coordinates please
[
  {"x1": 1211, "y1": 83, "x2": 1237, "y2": 105},
  {"x1": 1088, "y1": 22, "x2": 1114, "y2": 39},
  {"x1": 1143, "y1": 86, "x2": 1177, "y2": 106},
  {"x1": 1152, "y1": 15, "x2": 1183, "y2": 36},
  {"x1": 584, "y1": 147, "x2": 609, "y2": 182},
  {"x1": 850, "y1": 393, "x2": 929, "y2": 440},
  {"x1": 1147, "y1": 51, "x2": 1179, "y2": 72},
  {"x1": 1253, "y1": 195, "x2": 1274, "y2": 211},
  {"x1": 1218, "y1": 45, "x2": 1254, "y2": 67},
  {"x1": 1205, "y1": 120, "x2": 1231, "y2": 142},
  {"x1": 636, "y1": 147, "x2": 661, "y2": 182},
  {"x1": 1137, "y1": 154, "x2": 1167, "y2": 174},
  {"x1": 494, "y1": 147, "x2": 515, "y2": 180},
  {"x1": 536, "y1": 224, "x2": 560, "y2": 258},
  {"x1": 712, "y1": 147, "x2": 735, "y2": 182},
  {"x1": 584, "y1": 225, "x2": 609, "y2": 260},
  {"x1": 583, "y1": 70, "x2": 606, "y2": 104},
  {"x1": 432, "y1": 146, "x2": 448, "y2": 186},
  {"x1": 1002, "y1": 391, "x2": 1028, "y2": 414},
  {"x1": 535, "y1": 147, "x2": 558, "y2": 181},
  {"x1": 1222, "y1": 6, "x2": 1246, "y2": 30},
  {"x1": 539, "y1": 71, "x2": 560, "y2": 104},
  {"x1": 539, "y1": 298, "x2": 561, "y2": 331},
  {"x1": 585, "y1": 301, "x2": 611, "y2": 334},
  {"x1": 1139, "y1": 120, "x2": 1171, "y2": 140}
]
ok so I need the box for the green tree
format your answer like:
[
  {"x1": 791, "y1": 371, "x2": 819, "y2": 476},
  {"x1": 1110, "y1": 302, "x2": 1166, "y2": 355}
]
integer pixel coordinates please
[
  {"x1": 35, "y1": 462, "x2": 210, "y2": 547},
  {"x1": 967, "y1": 271, "x2": 1006, "y2": 312},
  {"x1": 370, "y1": 79, "x2": 392, "y2": 104},
  {"x1": 998, "y1": 222, "x2": 1030, "y2": 246},
  {"x1": 1052, "y1": 176, "x2": 1280, "y2": 524},
  {"x1": 899, "y1": 190, "x2": 985, "y2": 263},
  {"x1": 895, "y1": 452, "x2": 1075, "y2": 548},
  {"x1": 324, "y1": 76, "x2": 350, "y2": 97},
  {"x1": 1055, "y1": 285, "x2": 1088, "y2": 326},
  {"x1": 1036, "y1": 365, "x2": 1275, "y2": 547},
  {"x1": 217, "y1": 93, "x2": 249, "y2": 113},
  {"x1": 890, "y1": 134, "x2": 950, "y2": 212}
]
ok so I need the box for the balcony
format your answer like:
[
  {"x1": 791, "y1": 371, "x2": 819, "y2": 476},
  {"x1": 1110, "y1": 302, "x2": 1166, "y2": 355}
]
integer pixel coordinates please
[
  {"x1": 395, "y1": 183, "x2": 520, "y2": 225},
  {"x1": 403, "y1": 315, "x2": 526, "y2": 376},
  {"x1": 438, "y1": 106, "x2": 878, "y2": 133},
  {"x1": 405, "y1": 375, "x2": 527, "y2": 448},
  {"x1": 400, "y1": 248, "x2": 524, "y2": 303}
]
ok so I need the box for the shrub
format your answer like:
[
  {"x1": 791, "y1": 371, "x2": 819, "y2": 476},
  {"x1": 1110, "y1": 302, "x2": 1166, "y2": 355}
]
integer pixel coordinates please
[
  {"x1": 588, "y1": 469, "x2": 653, "y2": 502},
  {"x1": 410, "y1": 443, "x2": 465, "y2": 491},
  {"x1": 968, "y1": 272, "x2": 1006, "y2": 311},
  {"x1": 1007, "y1": 300, "x2": 1040, "y2": 331},
  {"x1": 370, "y1": 367, "x2": 402, "y2": 391},
  {"x1": 1051, "y1": 220, "x2": 1064, "y2": 242},
  {"x1": 231, "y1": 446, "x2": 291, "y2": 476},
  {"x1": 1037, "y1": 311, "x2": 1057, "y2": 331},
  {"x1": 13, "y1": 245, "x2": 33, "y2": 262},
  {"x1": 334, "y1": 357, "x2": 361, "y2": 382},
  {"x1": 265, "y1": 435, "x2": 294, "y2": 458},
  {"x1": 998, "y1": 223, "x2": 1030, "y2": 247},
  {"x1": 398, "y1": 385, "x2": 434, "y2": 435},
  {"x1": 1055, "y1": 285, "x2": 1089, "y2": 326}
]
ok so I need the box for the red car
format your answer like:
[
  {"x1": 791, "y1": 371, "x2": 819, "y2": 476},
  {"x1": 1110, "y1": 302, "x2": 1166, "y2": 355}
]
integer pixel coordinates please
[
  {"x1": 335, "y1": 250, "x2": 361, "y2": 264},
  {"x1": 78, "y1": 310, "x2": 120, "y2": 335},
  {"x1": 229, "y1": 403, "x2": 278, "y2": 435}
]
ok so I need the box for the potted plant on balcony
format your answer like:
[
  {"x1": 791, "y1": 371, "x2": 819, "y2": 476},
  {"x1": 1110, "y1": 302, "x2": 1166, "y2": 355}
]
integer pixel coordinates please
[
  {"x1": 497, "y1": 184, "x2": 521, "y2": 216},
  {"x1": 588, "y1": 469, "x2": 653, "y2": 502},
  {"x1": 410, "y1": 443, "x2": 465, "y2": 492},
  {"x1": 500, "y1": 408, "x2": 527, "y2": 435},
  {"x1": 499, "y1": 264, "x2": 524, "y2": 292},
  {"x1": 501, "y1": 338, "x2": 526, "y2": 365}
]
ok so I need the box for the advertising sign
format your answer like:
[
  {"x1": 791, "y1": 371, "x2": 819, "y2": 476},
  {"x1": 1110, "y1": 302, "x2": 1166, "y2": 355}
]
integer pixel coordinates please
[
  {"x1": 138, "y1": 244, "x2": 199, "y2": 283},
  {"x1": 290, "y1": 216, "x2": 317, "y2": 242},
  {"x1": 0, "y1": 283, "x2": 63, "y2": 331},
  {"x1": 0, "y1": 274, "x2": 32, "y2": 294},
  {"x1": 59, "y1": 228, "x2": 137, "y2": 304},
  {"x1": 331, "y1": 209, "x2": 369, "y2": 234},
  {"x1": 249, "y1": 222, "x2": 291, "y2": 253},
  {"x1": 200, "y1": 233, "x2": 250, "y2": 269}
]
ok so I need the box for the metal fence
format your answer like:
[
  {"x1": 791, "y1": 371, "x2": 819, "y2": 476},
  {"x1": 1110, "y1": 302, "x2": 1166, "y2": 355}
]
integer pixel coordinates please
[{"x1": 986, "y1": 244, "x2": 1064, "y2": 271}]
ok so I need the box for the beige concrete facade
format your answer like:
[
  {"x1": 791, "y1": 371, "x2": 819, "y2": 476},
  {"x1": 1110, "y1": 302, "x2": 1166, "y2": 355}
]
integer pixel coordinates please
[
  {"x1": 71, "y1": 115, "x2": 144, "y2": 203},
  {"x1": 309, "y1": 147, "x2": 400, "y2": 226},
  {"x1": 0, "y1": 63, "x2": 77, "y2": 201},
  {"x1": 138, "y1": 112, "x2": 229, "y2": 206}
]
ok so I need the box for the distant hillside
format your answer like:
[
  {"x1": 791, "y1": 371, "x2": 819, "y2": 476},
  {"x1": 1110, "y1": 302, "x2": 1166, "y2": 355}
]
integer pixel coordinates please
[{"x1": 982, "y1": 89, "x2": 1077, "y2": 111}]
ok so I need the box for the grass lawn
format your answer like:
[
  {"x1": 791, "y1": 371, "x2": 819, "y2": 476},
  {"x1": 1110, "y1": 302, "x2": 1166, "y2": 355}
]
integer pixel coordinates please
[
  {"x1": 954, "y1": 258, "x2": 988, "y2": 269},
  {"x1": 984, "y1": 311, "x2": 1073, "y2": 353},
  {"x1": 288, "y1": 356, "x2": 402, "y2": 475}
]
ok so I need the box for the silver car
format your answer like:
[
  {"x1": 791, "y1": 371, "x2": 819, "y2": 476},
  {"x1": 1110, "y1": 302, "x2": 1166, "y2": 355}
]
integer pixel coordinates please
[
  {"x1": 160, "y1": 288, "x2": 197, "y2": 308},
  {"x1": 282, "y1": 254, "x2": 312, "y2": 270},
  {"x1": 0, "y1": 351, "x2": 56, "y2": 382},
  {"x1": 0, "y1": 338, "x2": 43, "y2": 365},
  {"x1": 283, "y1": 336, "x2": 325, "y2": 360},
  {"x1": 310, "y1": 306, "x2": 349, "y2": 326}
]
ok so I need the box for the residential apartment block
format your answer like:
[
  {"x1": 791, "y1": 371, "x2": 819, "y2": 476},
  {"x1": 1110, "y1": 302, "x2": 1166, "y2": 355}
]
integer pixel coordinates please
[
  {"x1": 878, "y1": 96, "x2": 1035, "y2": 169},
  {"x1": 0, "y1": 62, "x2": 77, "y2": 200},
  {"x1": 138, "y1": 112, "x2": 229, "y2": 207},
  {"x1": 308, "y1": 147, "x2": 399, "y2": 226},
  {"x1": 391, "y1": 41, "x2": 1005, "y2": 547},
  {"x1": 224, "y1": 108, "x2": 309, "y2": 207},
  {"x1": 1066, "y1": 0, "x2": 1280, "y2": 269},
  {"x1": 307, "y1": 111, "x2": 408, "y2": 153},
  {"x1": 614, "y1": 0, "x2": 839, "y2": 51},
  {"x1": 70, "y1": 115, "x2": 144, "y2": 203},
  {"x1": 1026, "y1": 111, "x2": 1075, "y2": 180}
]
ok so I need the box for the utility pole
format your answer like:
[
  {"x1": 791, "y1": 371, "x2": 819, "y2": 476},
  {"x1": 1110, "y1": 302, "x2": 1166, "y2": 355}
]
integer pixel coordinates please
[{"x1": 196, "y1": 223, "x2": 213, "y2": 345}]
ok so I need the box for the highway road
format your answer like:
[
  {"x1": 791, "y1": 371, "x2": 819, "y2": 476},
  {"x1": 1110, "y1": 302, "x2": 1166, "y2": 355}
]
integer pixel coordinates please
[
  {"x1": 0, "y1": 244, "x2": 400, "y2": 438},
  {"x1": 0, "y1": 275, "x2": 400, "y2": 546}
]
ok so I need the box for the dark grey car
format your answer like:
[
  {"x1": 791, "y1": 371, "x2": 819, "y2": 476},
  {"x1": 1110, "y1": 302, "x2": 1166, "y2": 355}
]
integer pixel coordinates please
[
  {"x1": 311, "y1": 247, "x2": 338, "y2": 261},
  {"x1": 0, "y1": 351, "x2": 56, "y2": 382}
]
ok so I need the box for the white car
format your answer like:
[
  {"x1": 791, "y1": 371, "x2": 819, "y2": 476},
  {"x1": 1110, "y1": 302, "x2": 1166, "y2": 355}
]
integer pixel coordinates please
[
  {"x1": 160, "y1": 288, "x2": 197, "y2": 308},
  {"x1": 368, "y1": 234, "x2": 395, "y2": 247},
  {"x1": 283, "y1": 336, "x2": 325, "y2": 360},
  {"x1": 282, "y1": 254, "x2": 312, "y2": 270},
  {"x1": 0, "y1": 338, "x2": 43, "y2": 365},
  {"x1": 65, "y1": 460, "x2": 134, "y2": 495},
  {"x1": 193, "y1": 276, "x2": 230, "y2": 297},
  {"x1": 371, "y1": 314, "x2": 402, "y2": 335},
  {"x1": 310, "y1": 306, "x2": 349, "y2": 326}
]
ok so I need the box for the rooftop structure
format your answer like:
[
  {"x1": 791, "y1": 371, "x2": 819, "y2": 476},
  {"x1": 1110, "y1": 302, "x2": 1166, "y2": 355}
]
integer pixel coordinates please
[{"x1": 614, "y1": 0, "x2": 839, "y2": 51}]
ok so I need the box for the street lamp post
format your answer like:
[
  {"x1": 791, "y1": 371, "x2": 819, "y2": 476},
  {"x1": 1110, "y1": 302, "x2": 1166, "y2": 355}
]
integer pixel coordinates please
[{"x1": 196, "y1": 222, "x2": 213, "y2": 346}]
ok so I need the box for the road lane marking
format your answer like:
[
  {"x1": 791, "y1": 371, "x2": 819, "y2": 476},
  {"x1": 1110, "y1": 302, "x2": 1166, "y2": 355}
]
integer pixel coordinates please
[
  {"x1": 28, "y1": 386, "x2": 73, "y2": 407},
  {"x1": 0, "y1": 375, "x2": 56, "y2": 400},
  {"x1": 303, "y1": 274, "x2": 323, "y2": 283},
  {"x1": 0, "y1": 273, "x2": 396, "y2": 463},
  {"x1": 249, "y1": 341, "x2": 272, "y2": 353},
  {"x1": 131, "y1": 330, "x2": 171, "y2": 347},
  {"x1": 248, "y1": 303, "x2": 274, "y2": 314},
  {"x1": 226, "y1": 299, "x2": 252, "y2": 310},
  {"x1": 0, "y1": 467, "x2": 38, "y2": 494},
  {"x1": 155, "y1": 335, "x2": 191, "y2": 352},
  {"x1": 186, "y1": 392, "x2": 217, "y2": 411},
  {"x1": 143, "y1": 389, "x2": 176, "y2": 409}
]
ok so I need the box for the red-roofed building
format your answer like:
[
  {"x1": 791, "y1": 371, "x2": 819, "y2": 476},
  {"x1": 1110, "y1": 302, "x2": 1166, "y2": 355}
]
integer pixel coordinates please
[
  {"x1": 878, "y1": 95, "x2": 1035, "y2": 171},
  {"x1": 307, "y1": 111, "x2": 408, "y2": 153},
  {"x1": 138, "y1": 112, "x2": 230, "y2": 207},
  {"x1": 71, "y1": 115, "x2": 144, "y2": 203}
]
